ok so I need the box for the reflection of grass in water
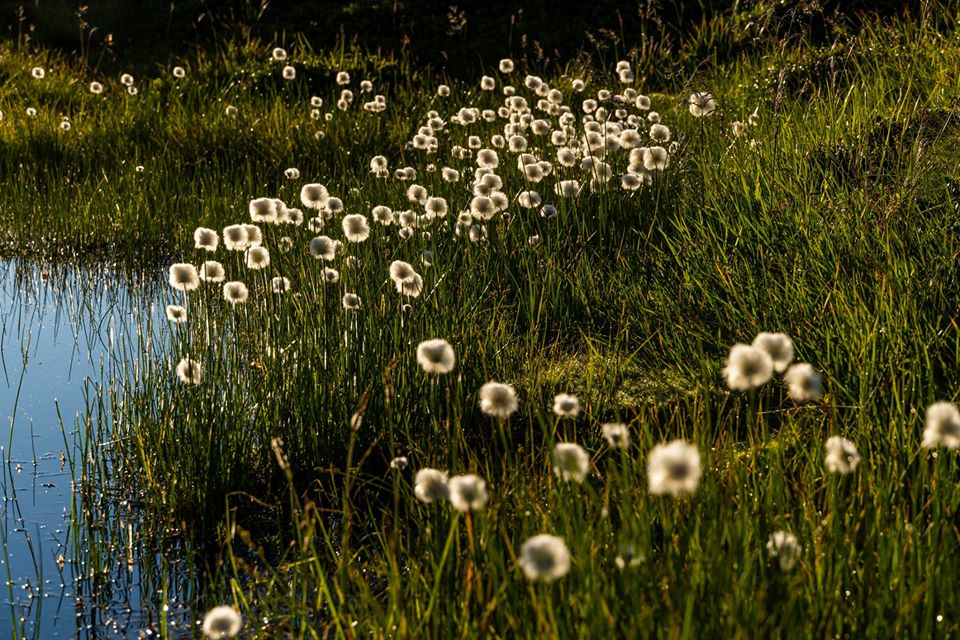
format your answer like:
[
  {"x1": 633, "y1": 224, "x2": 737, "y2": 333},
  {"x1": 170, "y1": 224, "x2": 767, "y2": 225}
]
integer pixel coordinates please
[
  {"x1": 0, "y1": 260, "x2": 184, "y2": 638},
  {"x1": 3, "y1": 2, "x2": 960, "y2": 636}
]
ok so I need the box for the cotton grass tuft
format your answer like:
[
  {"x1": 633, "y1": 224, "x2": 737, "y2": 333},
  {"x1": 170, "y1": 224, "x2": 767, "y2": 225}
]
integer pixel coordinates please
[
  {"x1": 824, "y1": 436, "x2": 860, "y2": 475},
  {"x1": 448, "y1": 475, "x2": 488, "y2": 512},
  {"x1": 767, "y1": 531, "x2": 801, "y2": 571},
  {"x1": 342, "y1": 293, "x2": 361, "y2": 310},
  {"x1": 724, "y1": 344, "x2": 773, "y2": 391},
  {"x1": 222, "y1": 281, "x2": 249, "y2": 305},
  {"x1": 552, "y1": 443, "x2": 590, "y2": 483},
  {"x1": 552, "y1": 393, "x2": 580, "y2": 418},
  {"x1": 647, "y1": 440, "x2": 701, "y2": 496},
  {"x1": 519, "y1": 535, "x2": 570, "y2": 582},
  {"x1": 414, "y1": 468, "x2": 448, "y2": 503},
  {"x1": 165, "y1": 305, "x2": 187, "y2": 323},
  {"x1": 194, "y1": 227, "x2": 219, "y2": 252},
  {"x1": 342, "y1": 214, "x2": 371, "y2": 242},
  {"x1": 200, "y1": 261, "x2": 225, "y2": 282},
  {"x1": 922, "y1": 402, "x2": 960, "y2": 450},
  {"x1": 416, "y1": 339, "x2": 456, "y2": 374},
  {"x1": 175, "y1": 358, "x2": 201, "y2": 385},
  {"x1": 479, "y1": 382, "x2": 518, "y2": 418},
  {"x1": 201, "y1": 605, "x2": 242, "y2": 639},
  {"x1": 602, "y1": 423, "x2": 629, "y2": 449},
  {"x1": 752, "y1": 332, "x2": 793, "y2": 372},
  {"x1": 168, "y1": 263, "x2": 199, "y2": 292},
  {"x1": 784, "y1": 363, "x2": 823, "y2": 402}
]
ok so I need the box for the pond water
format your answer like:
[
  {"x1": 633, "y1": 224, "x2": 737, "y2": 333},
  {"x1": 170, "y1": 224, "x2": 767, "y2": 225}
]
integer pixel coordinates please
[{"x1": 0, "y1": 260, "x2": 191, "y2": 638}]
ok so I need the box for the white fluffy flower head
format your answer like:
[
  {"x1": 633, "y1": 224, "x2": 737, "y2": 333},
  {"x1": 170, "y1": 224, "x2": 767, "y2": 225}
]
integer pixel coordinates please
[
  {"x1": 724, "y1": 344, "x2": 773, "y2": 391},
  {"x1": 414, "y1": 468, "x2": 448, "y2": 503},
  {"x1": 416, "y1": 339, "x2": 456, "y2": 375},
  {"x1": 519, "y1": 535, "x2": 570, "y2": 582},
  {"x1": 552, "y1": 443, "x2": 590, "y2": 483},
  {"x1": 647, "y1": 440, "x2": 701, "y2": 496},
  {"x1": 448, "y1": 474, "x2": 488, "y2": 512},
  {"x1": 824, "y1": 436, "x2": 860, "y2": 475},
  {"x1": 766, "y1": 531, "x2": 801, "y2": 571},
  {"x1": 479, "y1": 382, "x2": 518, "y2": 418},
  {"x1": 923, "y1": 402, "x2": 960, "y2": 450}
]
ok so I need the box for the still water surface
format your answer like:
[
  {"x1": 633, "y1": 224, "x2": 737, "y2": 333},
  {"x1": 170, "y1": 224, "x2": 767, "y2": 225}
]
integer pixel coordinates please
[{"x1": 0, "y1": 260, "x2": 191, "y2": 638}]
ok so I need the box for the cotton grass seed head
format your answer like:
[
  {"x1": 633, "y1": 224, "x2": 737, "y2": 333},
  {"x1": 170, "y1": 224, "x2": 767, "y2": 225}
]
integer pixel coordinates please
[
  {"x1": 176, "y1": 358, "x2": 201, "y2": 385},
  {"x1": 172, "y1": 66, "x2": 186, "y2": 79},
  {"x1": 372, "y1": 205, "x2": 393, "y2": 225},
  {"x1": 923, "y1": 401, "x2": 960, "y2": 450},
  {"x1": 649, "y1": 124, "x2": 670, "y2": 143},
  {"x1": 244, "y1": 224, "x2": 263, "y2": 247},
  {"x1": 200, "y1": 261, "x2": 225, "y2": 282},
  {"x1": 271, "y1": 47, "x2": 287, "y2": 61},
  {"x1": 342, "y1": 214, "x2": 371, "y2": 242},
  {"x1": 222, "y1": 225, "x2": 248, "y2": 251},
  {"x1": 397, "y1": 273, "x2": 424, "y2": 298},
  {"x1": 519, "y1": 535, "x2": 570, "y2": 582},
  {"x1": 556, "y1": 180, "x2": 580, "y2": 199},
  {"x1": 724, "y1": 344, "x2": 774, "y2": 391},
  {"x1": 552, "y1": 443, "x2": 590, "y2": 483},
  {"x1": 499, "y1": 58, "x2": 515, "y2": 73},
  {"x1": 168, "y1": 263, "x2": 199, "y2": 292},
  {"x1": 647, "y1": 440, "x2": 701, "y2": 496},
  {"x1": 342, "y1": 293, "x2": 361, "y2": 310},
  {"x1": 602, "y1": 423, "x2": 629, "y2": 448},
  {"x1": 416, "y1": 339, "x2": 456, "y2": 375},
  {"x1": 300, "y1": 183, "x2": 330, "y2": 210},
  {"x1": 479, "y1": 382, "x2": 518, "y2": 419},
  {"x1": 194, "y1": 227, "x2": 218, "y2": 252},
  {"x1": 245, "y1": 246, "x2": 270, "y2": 270},
  {"x1": 282, "y1": 65, "x2": 296, "y2": 80},
  {"x1": 309, "y1": 236, "x2": 337, "y2": 261},
  {"x1": 389, "y1": 260, "x2": 418, "y2": 285},
  {"x1": 165, "y1": 305, "x2": 187, "y2": 323},
  {"x1": 767, "y1": 531, "x2": 801, "y2": 571},
  {"x1": 448, "y1": 474, "x2": 488, "y2": 512},
  {"x1": 218, "y1": 282, "x2": 247, "y2": 307},
  {"x1": 752, "y1": 332, "x2": 794, "y2": 372},
  {"x1": 425, "y1": 196, "x2": 448, "y2": 218},
  {"x1": 824, "y1": 436, "x2": 860, "y2": 475},
  {"x1": 201, "y1": 605, "x2": 242, "y2": 639},
  {"x1": 643, "y1": 146, "x2": 669, "y2": 171},
  {"x1": 552, "y1": 393, "x2": 580, "y2": 418},
  {"x1": 270, "y1": 276, "x2": 291, "y2": 294},
  {"x1": 321, "y1": 267, "x2": 339, "y2": 284},
  {"x1": 784, "y1": 363, "x2": 823, "y2": 402},
  {"x1": 689, "y1": 92, "x2": 717, "y2": 117},
  {"x1": 406, "y1": 184, "x2": 428, "y2": 205},
  {"x1": 414, "y1": 468, "x2": 448, "y2": 503},
  {"x1": 89, "y1": 81, "x2": 103, "y2": 94}
]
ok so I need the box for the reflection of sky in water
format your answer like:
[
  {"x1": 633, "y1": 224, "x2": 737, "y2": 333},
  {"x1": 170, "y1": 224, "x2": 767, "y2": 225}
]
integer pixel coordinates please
[{"x1": 0, "y1": 261, "x2": 188, "y2": 638}]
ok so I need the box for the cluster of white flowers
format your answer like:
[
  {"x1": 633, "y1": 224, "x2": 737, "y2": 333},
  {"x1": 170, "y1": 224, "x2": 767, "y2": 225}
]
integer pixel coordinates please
[
  {"x1": 413, "y1": 468, "x2": 488, "y2": 512},
  {"x1": 724, "y1": 332, "x2": 823, "y2": 402},
  {"x1": 158, "y1": 54, "x2": 932, "y2": 594}
]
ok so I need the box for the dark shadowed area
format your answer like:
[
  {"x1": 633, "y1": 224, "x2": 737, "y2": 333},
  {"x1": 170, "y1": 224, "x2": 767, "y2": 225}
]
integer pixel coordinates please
[{"x1": 0, "y1": 0, "x2": 922, "y2": 80}]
